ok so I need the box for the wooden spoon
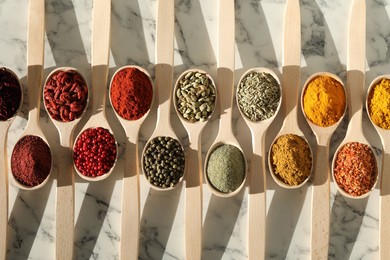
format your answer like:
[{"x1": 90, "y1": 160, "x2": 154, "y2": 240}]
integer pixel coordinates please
[
  {"x1": 236, "y1": 68, "x2": 281, "y2": 259},
  {"x1": 141, "y1": 0, "x2": 185, "y2": 191},
  {"x1": 73, "y1": 0, "x2": 117, "y2": 181},
  {"x1": 268, "y1": 0, "x2": 312, "y2": 189},
  {"x1": 0, "y1": 68, "x2": 22, "y2": 260},
  {"x1": 10, "y1": 0, "x2": 52, "y2": 191},
  {"x1": 109, "y1": 65, "x2": 153, "y2": 260},
  {"x1": 366, "y1": 75, "x2": 390, "y2": 259},
  {"x1": 43, "y1": 67, "x2": 89, "y2": 260},
  {"x1": 204, "y1": 0, "x2": 247, "y2": 198},
  {"x1": 173, "y1": 69, "x2": 216, "y2": 260},
  {"x1": 331, "y1": 0, "x2": 378, "y2": 199},
  {"x1": 301, "y1": 72, "x2": 346, "y2": 259}
]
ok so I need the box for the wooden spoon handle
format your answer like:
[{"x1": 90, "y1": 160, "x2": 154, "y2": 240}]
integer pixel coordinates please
[
  {"x1": 217, "y1": 0, "x2": 235, "y2": 130},
  {"x1": 311, "y1": 142, "x2": 330, "y2": 259},
  {"x1": 56, "y1": 134, "x2": 75, "y2": 260},
  {"x1": 27, "y1": 0, "x2": 44, "y2": 121},
  {"x1": 380, "y1": 145, "x2": 390, "y2": 259},
  {"x1": 185, "y1": 137, "x2": 202, "y2": 260},
  {"x1": 91, "y1": 0, "x2": 111, "y2": 115},
  {"x1": 120, "y1": 139, "x2": 140, "y2": 260},
  {"x1": 0, "y1": 127, "x2": 9, "y2": 260},
  {"x1": 248, "y1": 135, "x2": 266, "y2": 259}
]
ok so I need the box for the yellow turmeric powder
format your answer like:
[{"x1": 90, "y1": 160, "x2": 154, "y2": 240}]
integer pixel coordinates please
[
  {"x1": 303, "y1": 75, "x2": 346, "y2": 127},
  {"x1": 368, "y1": 78, "x2": 390, "y2": 129}
]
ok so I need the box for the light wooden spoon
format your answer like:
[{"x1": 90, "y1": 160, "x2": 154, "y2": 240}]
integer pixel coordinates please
[
  {"x1": 204, "y1": 0, "x2": 247, "y2": 198},
  {"x1": 43, "y1": 68, "x2": 89, "y2": 260},
  {"x1": 331, "y1": 0, "x2": 378, "y2": 199},
  {"x1": 141, "y1": 0, "x2": 185, "y2": 191},
  {"x1": 73, "y1": 0, "x2": 117, "y2": 181},
  {"x1": 10, "y1": 0, "x2": 52, "y2": 191},
  {"x1": 301, "y1": 72, "x2": 346, "y2": 259},
  {"x1": 109, "y1": 65, "x2": 153, "y2": 260},
  {"x1": 173, "y1": 69, "x2": 216, "y2": 260},
  {"x1": 366, "y1": 75, "x2": 390, "y2": 259},
  {"x1": 0, "y1": 68, "x2": 22, "y2": 260},
  {"x1": 236, "y1": 68, "x2": 281, "y2": 259},
  {"x1": 268, "y1": 0, "x2": 312, "y2": 189}
]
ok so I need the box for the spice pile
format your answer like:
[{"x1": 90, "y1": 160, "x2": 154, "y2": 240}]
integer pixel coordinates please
[
  {"x1": 303, "y1": 75, "x2": 345, "y2": 127},
  {"x1": 11, "y1": 135, "x2": 51, "y2": 187},
  {"x1": 237, "y1": 71, "x2": 280, "y2": 122},
  {"x1": 175, "y1": 71, "x2": 216, "y2": 122},
  {"x1": 271, "y1": 134, "x2": 312, "y2": 186},
  {"x1": 367, "y1": 78, "x2": 390, "y2": 129},
  {"x1": 206, "y1": 144, "x2": 245, "y2": 193},
  {"x1": 110, "y1": 67, "x2": 153, "y2": 120},
  {"x1": 0, "y1": 68, "x2": 21, "y2": 121},
  {"x1": 333, "y1": 142, "x2": 377, "y2": 197},
  {"x1": 143, "y1": 136, "x2": 185, "y2": 188},
  {"x1": 73, "y1": 127, "x2": 117, "y2": 177},
  {"x1": 44, "y1": 69, "x2": 88, "y2": 122}
]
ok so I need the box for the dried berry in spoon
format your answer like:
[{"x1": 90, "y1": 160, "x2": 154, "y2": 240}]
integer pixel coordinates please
[{"x1": 0, "y1": 68, "x2": 21, "y2": 121}]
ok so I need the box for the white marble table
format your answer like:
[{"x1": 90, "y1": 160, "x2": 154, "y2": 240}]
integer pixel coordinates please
[{"x1": 1, "y1": 0, "x2": 388, "y2": 259}]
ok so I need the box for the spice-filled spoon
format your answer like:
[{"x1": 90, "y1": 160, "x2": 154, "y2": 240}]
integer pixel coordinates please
[
  {"x1": 73, "y1": 0, "x2": 118, "y2": 182},
  {"x1": 43, "y1": 68, "x2": 88, "y2": 259},
  {"x1": 204, "y1": 0, "x2": 247, "y2": 198},
  {"x1": 173, "y1": 69, "x2": 216, "y2": 259},
  {"x1": 109, "y1": 66, "x2": 153, "y2": 259},
  {"x1": 331, "y1": 0, "x2": 378, "y2": 199},
  {"x1": 236, "y1": 68, "x2": 281, "y2": 259},
  {"x1": 0, "y1": 68, "x2": 22, "y2": 260},
  {"x1": 301, "y1": 73, "x2": 346, "y2": 259},
  {"x1": 141, "y1": 0, "x2": 186, "y2": 191},
  {"x1": 366, "y1": 75, "x2": 390, "y2": 258},
  {"x1": 268, "y1": 0, "x2": 312, "y2": 189},
  {"x1": 10, "y1": 0, "x2": 52, "y2": 191}
]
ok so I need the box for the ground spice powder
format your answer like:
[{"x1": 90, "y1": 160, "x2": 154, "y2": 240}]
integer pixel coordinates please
[
  {"x1": 11, "y1": 135, "x2": 51, "y2": 187},
  {"x1": 303, "y1": 75, "x2": 345, "y2": 127},
  {"x1": 271, "y1": 134, "x2": 312, "y2": 186},
  {"x1": 0, "y1": 68, "x2": 21, "y2": 121},
  {"x1": 368, "y1": 78, "x2": 390, "y2": 129},
  {"x1": 110, "y1": 67, "x2": 153, "y2": 120},
  {"x1": 333, "y1": 142, "x2": 377, "y2": 197}
]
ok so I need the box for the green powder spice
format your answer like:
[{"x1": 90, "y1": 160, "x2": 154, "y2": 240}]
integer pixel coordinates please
[
  {"x1": 206, "y1": 144, "x2": 245, "y2": 193},
  {"x1": 271, "y1": 134, "x2": 312, "y2": 186},
  {"x1": 237, "y1": 71, "x2": 281, "y2": 122}
]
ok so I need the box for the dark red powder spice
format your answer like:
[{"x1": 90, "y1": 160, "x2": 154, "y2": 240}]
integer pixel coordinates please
[
  {"x1": 0, "y1": 68, "x2": 22, "y2": 121},
  {"x1": 110, "y1": 67, "x2": 153, "y2": 120},
  {"x1": 11, "y1": 135, "x2": 52, "y2": 187}
]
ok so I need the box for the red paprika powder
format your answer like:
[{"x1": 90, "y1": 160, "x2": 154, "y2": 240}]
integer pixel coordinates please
[
  {"x1": 110, "y1": 67, "x2": 153, "y2": 120},
  {"x1": 11, "y1": 135, "x2": 52, "y2": 187}
]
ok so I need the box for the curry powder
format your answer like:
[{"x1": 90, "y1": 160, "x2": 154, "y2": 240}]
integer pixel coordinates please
[{"x1": 368, "y1": 78, "x2": 390, "y2": 130}]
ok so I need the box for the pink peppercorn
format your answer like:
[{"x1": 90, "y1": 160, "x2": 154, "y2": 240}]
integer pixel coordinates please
[{"x1": 73, "y1": 127, "x2": 117, "y2": 177}]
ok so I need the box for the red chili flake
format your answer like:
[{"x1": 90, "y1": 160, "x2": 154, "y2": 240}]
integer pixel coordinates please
[
  {"x1": 333, "y1": 142, "x2": 377, "y2": 196},
  {"x1": 73, "y1": 127, "x2": 117, "y2": 177}
]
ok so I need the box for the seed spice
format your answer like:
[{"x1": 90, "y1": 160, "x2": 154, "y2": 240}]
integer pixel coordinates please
[
  {"x1": 175, "y1": 71, "x2": 216, "y2": 122},
  {"x1": 333, "y1": 142, "x2": 377, "y2": 197},
  {"x1": 143, "y1": 136, "x2": 185, "y2": 188},
  {"x1": 237, "y1": 71, "x2": 281, "y2": 122}
]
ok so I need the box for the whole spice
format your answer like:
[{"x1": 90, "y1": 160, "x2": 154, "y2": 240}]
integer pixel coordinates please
[
  {"x1": 206, "y1": 144, "x2": 245, "y2": 193},
  {"x1": 143, "y1": 136, "x2": 185, "y2": 188},
  {"x1": 73, "y1": 127, "x2": 117, "y2": 177},
  {"x1": 11, "y1": 135, "x2": 51, "y2": 187},
  {"x1": 333, "y1": 142, "x2": 377, "y2": 197},
  {"x1": 110, "y1": 67, "x2": 153, "y2": 120},
  {"x1": 367, "y1": 78, "x2": 390, "y2": 129},
  {"x1": 237, "y1": 71, "x2": 280, "y2": 122},
  {"x1": 271, "y1": 134, "x2": 312, "y2": 186},
  {"x1": 44, "y1": 69, "x2": 88, "y2": 122},
  {"x1": 175, "y1": 70, "x2": 216, "y2": 122},
  {"x1": 303, "y1": 75, "x2": 345, "y2": 127},
  {"x1": 0, "y1": 68, "x2": 22, "y2": 121}
]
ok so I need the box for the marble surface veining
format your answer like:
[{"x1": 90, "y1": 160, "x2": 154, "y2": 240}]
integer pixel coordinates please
[{"x1": 0, "y1": 0, "x2": 389, "y2": 259}]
